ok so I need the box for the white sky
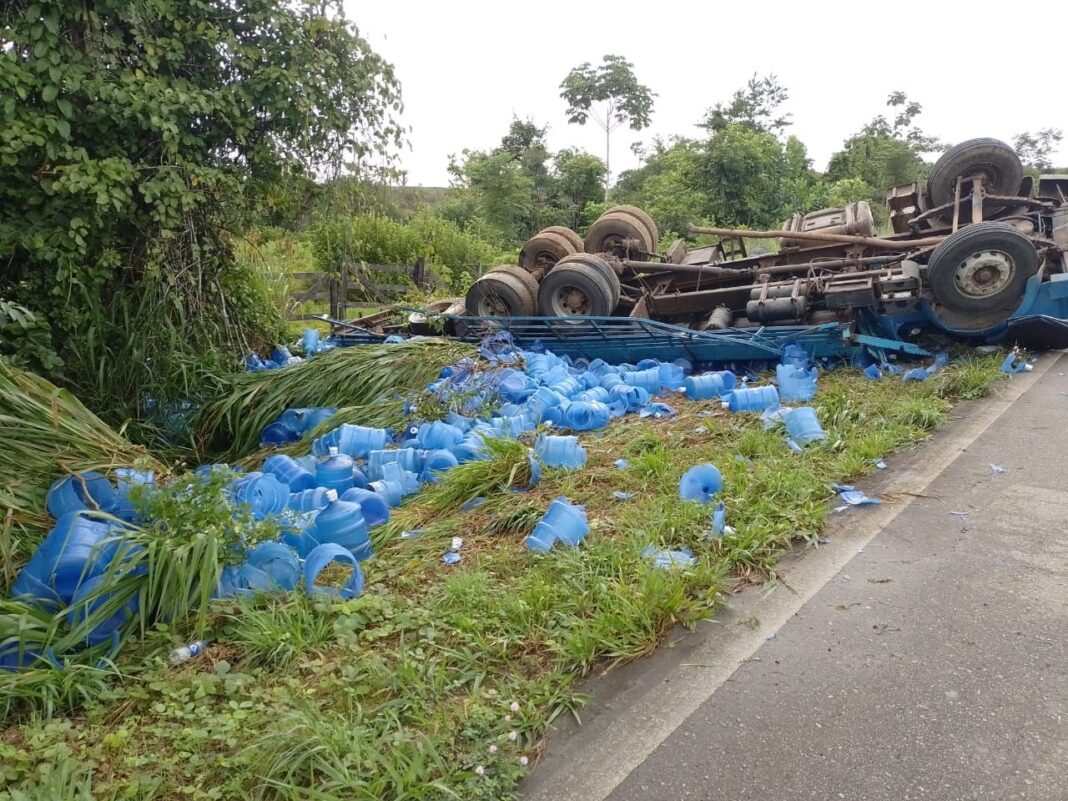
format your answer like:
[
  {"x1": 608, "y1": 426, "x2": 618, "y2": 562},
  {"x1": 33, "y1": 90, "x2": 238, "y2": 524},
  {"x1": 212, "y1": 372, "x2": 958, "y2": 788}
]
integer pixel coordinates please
[{"x1": 344, "y1": 0, "x2": 1068, "y2": 187}]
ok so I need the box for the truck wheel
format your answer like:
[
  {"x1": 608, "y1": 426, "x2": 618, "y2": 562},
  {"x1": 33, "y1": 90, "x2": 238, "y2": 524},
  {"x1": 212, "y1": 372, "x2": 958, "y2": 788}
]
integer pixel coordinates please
[
  {"x1": 584, "y1": 206, "x2": 659, "y2": 255},
  {"x1": 537, "y1": 263, "x2": 616, "y2": 317},
  {"x1": 465, "y1": 266, "x2": 537, "y2": 317},
  {"x1": 519, "y1": 228, "x2": 581, "y2": 271},
  {"x1": 554, "y1": 254, "x2": 621, "y2": 308},
  {"x1": 926, "y1": 222, "x2": 1037, "y2": 313},
  {"x1": 540, "y1": 226, "x2": 584, "y2": 252},
  {"x1": 927, "y1": 138, "x2": 1024, "y2": 208}
]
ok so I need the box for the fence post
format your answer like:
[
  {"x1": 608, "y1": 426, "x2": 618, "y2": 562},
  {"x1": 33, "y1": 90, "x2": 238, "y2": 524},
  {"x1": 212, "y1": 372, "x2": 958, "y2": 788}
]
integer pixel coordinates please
[
  {"x1": 328, "y1": 273, "x2": 339, "y2": 320},
  {"x1": 412, "y1": 257, "x2": 426, "y2": 291},
  {"x1": 339, "y1": 260, "x2": 351, "y2": 319}
]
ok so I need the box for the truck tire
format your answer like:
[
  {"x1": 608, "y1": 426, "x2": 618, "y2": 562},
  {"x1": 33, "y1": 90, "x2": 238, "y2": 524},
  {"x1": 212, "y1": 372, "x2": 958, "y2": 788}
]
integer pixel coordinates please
[
  {"x1": 926, "y1": 222, "x2": 1037, "y2": 313},
  {"x1": 610, "y1": 205, "x2": 659, "y2": 246},
  {"x1": 553, "y1": 254, "x2": 621, "y2": 308},
  {"x1": 465, "y1": 266, "x2": 537, "y2": 317},
  {"x1": 540, "y1": 225, "x2": 584, "y2": 252},
  {"x1": 927, "y1": 138, "x2": 1024, "y2": 208},
  {"x1": 584, "y1": 206, "x2": 659, "y2": 255},
  {"x1": 537, "y1": 263, "x2": 616, "y2": 317},
  {"x1": 519, "y1": 228, "x2": 581, "y2": 271}
]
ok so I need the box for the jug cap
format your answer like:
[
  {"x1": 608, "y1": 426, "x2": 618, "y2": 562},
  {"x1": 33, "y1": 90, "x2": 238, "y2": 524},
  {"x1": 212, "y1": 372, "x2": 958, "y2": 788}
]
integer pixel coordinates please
[
  {"x1": 328, "y1": 446, "x2": 339, "y2": 456},
  {"x1": 324, "y1": 489, "x2": 338, "y2": 502}
]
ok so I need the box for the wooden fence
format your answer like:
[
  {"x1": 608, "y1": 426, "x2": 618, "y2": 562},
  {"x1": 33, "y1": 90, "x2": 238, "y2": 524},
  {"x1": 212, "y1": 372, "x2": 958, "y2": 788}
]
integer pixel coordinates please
[{"x1": 288, "y1": 258, "x2": 441, "y2": 320}]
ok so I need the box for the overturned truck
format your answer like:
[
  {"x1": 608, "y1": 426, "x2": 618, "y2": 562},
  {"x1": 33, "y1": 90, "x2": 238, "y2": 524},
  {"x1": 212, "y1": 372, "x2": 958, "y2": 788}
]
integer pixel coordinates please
[{"x1": 454, "y1": 138, "x2": 1068, "y2": 353}]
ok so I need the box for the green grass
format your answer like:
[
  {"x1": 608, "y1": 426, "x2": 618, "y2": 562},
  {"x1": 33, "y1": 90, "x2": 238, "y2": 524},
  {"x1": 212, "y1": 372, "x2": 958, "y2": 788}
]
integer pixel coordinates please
[{"x1": 0, "y1": 355, "x2": 1006, "y2": 800}]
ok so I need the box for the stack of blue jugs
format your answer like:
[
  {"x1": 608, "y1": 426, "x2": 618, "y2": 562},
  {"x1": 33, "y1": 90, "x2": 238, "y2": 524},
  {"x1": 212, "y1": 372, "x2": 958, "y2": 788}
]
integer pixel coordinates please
[{"x1": 776, "y1": 344, "x2": 819, "y2": 403}]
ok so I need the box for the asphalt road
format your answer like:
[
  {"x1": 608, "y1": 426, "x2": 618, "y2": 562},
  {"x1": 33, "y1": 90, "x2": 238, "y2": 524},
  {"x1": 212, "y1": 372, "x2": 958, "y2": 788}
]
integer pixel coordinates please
[{"x1": 524, "y1": 352, "x2": 1067, "y2": 801}]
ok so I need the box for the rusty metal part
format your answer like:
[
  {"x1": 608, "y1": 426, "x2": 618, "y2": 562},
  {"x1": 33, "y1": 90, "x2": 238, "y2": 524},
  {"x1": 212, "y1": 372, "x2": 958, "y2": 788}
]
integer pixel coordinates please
[{"x1": 686, "y1": 224, "x2": 947, "y2": 250}]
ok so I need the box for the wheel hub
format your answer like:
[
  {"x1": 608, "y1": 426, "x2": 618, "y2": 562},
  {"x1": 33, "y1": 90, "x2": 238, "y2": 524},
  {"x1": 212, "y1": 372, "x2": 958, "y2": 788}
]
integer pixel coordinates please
[
  {"x1": 954, "y1": 250, "x2": 1015, "y2": 297},
  {"x1": 554, "y1": 287, "x2": 590, "y2": 315},
  {"x1": 479, "y1": 294, "x2": 509, "y2": 316}
]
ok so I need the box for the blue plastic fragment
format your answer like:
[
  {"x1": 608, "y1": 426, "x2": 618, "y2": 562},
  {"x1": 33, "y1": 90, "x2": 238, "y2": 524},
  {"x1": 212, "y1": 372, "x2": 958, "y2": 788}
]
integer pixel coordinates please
[
  {"x1": 441, "y1": 551, "x2": 462, "y2": 565},
  {"x1": 639, "y1": 402, "x2": 676, "y2": 419},
  {"x1": 999, "y1": 352, "x2": 1030, "y2": 373},
  {"x1": 711, "y1": 501, "x2": 726, "y2": 537},
  {"x1": 863, "y1": 364, "x2": 883, "y2": 380},
  {"x1": 901, "y1": 368, "x2": 929, "y2": 382},
  {"x1": 612, "y1": 491, "x2": 635, "y2": 501},
  {"x1": 839, "y1": 489, "x2": 880, "y2": 506},
  {"x1": 641, "y1": 545, "x2": 696, "y2": 569},
  {"x1": 990, "y1": 464, "x2": 1006, "y2": 474},
  {"x1": 614, "y1": 459, "x2": 630, "y2": 470},
  {"x1": 304, "y1": 543, "x2": 364, "y2": 599},
  {"x1": 679, "y1": 463, "x2": 723, "y2": 505}
]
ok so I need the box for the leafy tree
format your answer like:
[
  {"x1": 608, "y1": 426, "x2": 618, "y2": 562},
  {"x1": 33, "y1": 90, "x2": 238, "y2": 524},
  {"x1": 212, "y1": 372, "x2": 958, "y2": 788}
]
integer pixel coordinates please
[
  {"x1": 552, "y1": 149, "x2": 605, "y2": 230},
  {"x1": 447, "y1": 150, "x2": 535, "y2": 243},
  {"x1": 614, "y1": 139, "x2": 707, "y2": 239},
  {"x1": 1014, "y1": 128, "x2": 1063, "y2": 172},
  {"x1": 703, "y1": 74, "x2": 791, "y2": 135},
  {"x1": 699, "y1": 124, "x2": 789, "y2": 229},
  {"x1": 559, "y1": 55, "x2": 656, "y2": 186},
  {"x1": 0, "y1": 0, "x2": 402, "y2": 426}
]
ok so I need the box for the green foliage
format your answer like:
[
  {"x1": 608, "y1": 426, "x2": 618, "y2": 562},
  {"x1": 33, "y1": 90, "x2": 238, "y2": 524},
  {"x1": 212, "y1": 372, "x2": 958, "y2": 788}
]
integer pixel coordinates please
[
  {"x1": 1014, "y1": 128, "x2": 1063, "y2": 172},
  {"x1": 560, "y1": 55, "x2": 655, "y2": 184},
  {"x1": 0, "y1": 0, "x2": 402, "y2": 424},
  {"x1": 0, "y1": 299, "x2": 63, "y2": 375},
  {"x1": 554, "y1": 149, "x2": 607, "y2": 229},
  {"x1": 703, "y1": 73, "x2": 791, "y2": 135},
  {"x1": 307, "y1": 212, "x2": 504, "y2": 291}
]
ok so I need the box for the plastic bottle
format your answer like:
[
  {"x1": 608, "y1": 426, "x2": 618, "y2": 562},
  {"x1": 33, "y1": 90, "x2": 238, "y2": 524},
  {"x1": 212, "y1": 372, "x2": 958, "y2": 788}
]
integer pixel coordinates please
[
  {"x1": 340, "y1": 487, "x2": 391, "y2": 528},
  {"x1": 310, "y1": 489, "x2": 371, "y2": 560},
  {"x1": 723, "y1": 385, "x2": 780, "y2": 413},
  {"x1": 263, "y1": 454, "x2": 318, "y2": 492},
  {"x1": 366, "y1": 448, "x2": 419, "y2": 481},
  {"x1": 776, "y1": 363, "x2": 818, "y2": 402},
  {"x1": 416, "y1": 420, "x2": 465, "y2": 451},
  {"x1": 421, "y1": 450, "x2": 459, "y2": 483},
  {"x1": 301, "y1": 328, "x2": 320, "y2": 356},
  {"x1": 562, "y1": 401, "x2": 610, "y2": 432},
  {"x1": 534, "y1": 435, "x2": 587, "y2": 469},
  {"x1": 657, "y1": 362, "x2": 685, "y2": 390},
  {"x1": 316, "y1": 447, "x2": 355, "y2": 494},
  {"x1": 783, "y1": 407, "x2": 826, "y2": 445},
  {"x1": 230, "y1": 472, "x2": 289, "y2": 520},
  {"x1": 170, "y1": 640, "x2": 207, "y2": 666},
  {"x1": 622, "y1": 368, "x2": 662, "y2": 395},
  {"x1": 287, "y1": 487, "x2": 331, "y2": 513},
  {"x1": 683, "y1": 371, "x2": 737, "y2": 401},
  {"x1": 679, "y1": 463, "x2": 723, "y2": 504},
  {"x1": 540, "y1": 497, "x2": 588, "y2": 546},
  {"x1": 312, "y1": 424, "x2": 389, "y2": 458}
]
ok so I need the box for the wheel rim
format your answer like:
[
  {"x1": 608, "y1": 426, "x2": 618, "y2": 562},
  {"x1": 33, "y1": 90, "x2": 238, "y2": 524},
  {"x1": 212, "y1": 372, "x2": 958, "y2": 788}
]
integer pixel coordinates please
[
  {"x1": 476, "y1": 292, "x2": 510, "y2": 317},
  {"x1": 534, "y1": 249, "x2": 559, "y2": 269},
  {"x1": 953, "y1": 250, "x2": 1016, "y2": 298},
  {"x1": 550, "y1": 285, "x2": 592, "y2": 316}
]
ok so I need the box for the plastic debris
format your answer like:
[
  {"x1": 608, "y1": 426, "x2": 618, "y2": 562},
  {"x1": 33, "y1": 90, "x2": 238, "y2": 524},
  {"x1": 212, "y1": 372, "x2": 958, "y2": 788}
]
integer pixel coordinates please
[
  {"x1": 679, "y1": 463, "x2": 723, "y2": 505},
  {"x1": 638, "y1": 402, "x2": 676, "y2": 419},
  {"x1": 949, "y1": 510, "x2": 968, "y2": 518},
  {"x1": 641, "y1": 545, "x2": 696, "y2": 569},
  {"x1": 169, "y1": 640, "x2": 207, "y2": 666},
  {"x1": 304, "y1": 543, "x2": 364, "y2": 599},
  {"x1": 694, "y1": 426, "x2": 708, "y2": 435},
  {"x1": 863, "y1": 364, "x2": 883, "y2": 380},
  {"x1": 535, "y1": 434, "x2": 587, "y2": 469},
  {"x1": 831, "y1": 483, "x2": 855, "y2": 492},
  {"x1": 901, "y1": 367, "x2": 929, "y2": 382},
  {"x1": 400, "y1": 528, "x2": 424, "y2": 540},
  {"x1": 710, "y1": 501, "x2": 726, "y2": 537},
  {"x1": 782, "y1": 407, "x2": 826, "y2": 445},
  {"x1": 839, "y1": 489, "x2": 880, "y2": 506},
  {"x1": 990, "y1": 464, "x2": 1006, "y2": 474},
  {"x1": 614, "y1": 459, "x2": 630, "y2": 470},
  {"x1": 612, "y1": 491, "x2": 635, "y2": 501},
  {"x1": 874, "y1": 458, "x2": 887, "y2": 469},
  {"x1": 724, "y1": 385, "x2": 780, "y2": 412},
  {"x1": 525, "y1": 497, "x2": 588, "y2": 552},
  {"x1": 462, "y1": 496, "x2": 487, "y2": 513},
  {"x1": 999, "y1": 350, "x2": 1032, "y2": 373},
  {"x1": 442, "y1": 551, "x2": 462, "y2": 566},
  {"x1": 760, "y1": 406, "x2": 792, "y2": 430}
]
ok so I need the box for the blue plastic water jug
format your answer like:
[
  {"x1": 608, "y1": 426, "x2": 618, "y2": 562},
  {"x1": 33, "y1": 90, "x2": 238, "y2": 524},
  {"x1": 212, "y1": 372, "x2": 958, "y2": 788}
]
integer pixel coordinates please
[
  {"x1": 316, "y1": 447, "x2": 355, "y2": 494},
  {"x1": 67, "y1": 574, "x2": 139, "y2": 646},
  {"x1": 534, "y1": 435, "x2": 587, "y2": 469},
  {"x1": 684, "y1": 371, "x2": 737, "y2": 400},
  {"x1": 12, "y1": 512, "x2": 119, "y2": 608},
  {"x1": 366, "y1": 448, "x2": 419, "y2": 481},
  {"x1": 311, "y1": 490, "x2": 371, "y2": 561},
  {"x1": 287, "y1": 487, "x2": 331, "y2": 513},
  {"x1": 563, "y1": 401, "x2": 610, "y2": 431},
  {"x1": 540, "y1": 497, "x2": 588, "y2": 546},
  {"x1": 783, "y1": 407, "x2": 826, "y2": 444},
  {"x1": 313, "y1": 424, "x2": 389, "y2": 458},
  {"x1": 421, "y1": 450, "x2": 459, "y2": 483},
  {"x1": 340, "y1": 488, "x2": 391, "y2": 528},
  {"x1": 725, "y1": 385, "x2": 780, "y2": 412},
  {"x1": 46, "y1": 472, "x2": 116, "y2": 518},
  {"x1": 304, "y1": 543, "x2": 365, "y2": 599},
  {"x1": 263, "y1": 454, "x2": 318, "y2": 492},
  {"x1": 776, "y1": 363, "x2": 818, "y2": 402},
  {"x1": 247, "y1": 541, "x2": 302, "y2": 591},
  {"x1": 230, "y1": 473, "x2": 289, "y2": 520}
]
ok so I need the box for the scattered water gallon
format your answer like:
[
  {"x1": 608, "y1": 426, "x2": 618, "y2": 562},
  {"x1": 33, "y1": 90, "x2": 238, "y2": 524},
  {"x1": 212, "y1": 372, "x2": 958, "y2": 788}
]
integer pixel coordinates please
[
  {"x1": 623, "y1": 368, "x2": 662, "y2": 394},
  {"x1": 783, "y1": 407, "x2": 826, "y2": 445},
  {"x1": 46, "y1": 472, "x2": 116, "y2": 518},
  {"x1": 311, "y1": 489, "x2": 371, "y2": 560},
  {"x1": 600, "y1": 372, "x2": 624, "y2": 390},
  {"x1": 863, "y1": 364, "x2": 883, "y2": 380},
  {"x1": 381, "y1": 462, "x2": 421, "y2": 496},
  {"x1": 782, "y1": 344, "x2": 809, "y2": 367},
  {"x1": 535, "y1": 435, "x2": 587, "y2": 469},
  {"x1": 287, "y1": 487, "x2": 331, "y2": 513},
  {"x1": 366, "y1": 448, "x2": 419, "y2": 481},
  {"x1": 501, "y1": 413, "x2": 536, "y2": 436},
  {"x1": 684, "y1": 371, "x2": 737, "y2": 400},
  {"x1": 112, "y1": 468, "x2": 155, "y2": 521},
  {"x1": 339, "y1": 488, "x2": 391, "y2": 528},
  {"x1": 230, "y1": 473, "x2": 289, "y2": 520},
  {"x1": 421, "y1": 450, "x2": 458, "y2": 483},
  {"x1": 562, "y1": 401, "x2": 610, "y2": 431},
  {"x1": 454, "y1": 432, "x2": 490, "y2": 463},
  {"x1": 313, "y1": 424, "x2": 389, "y2": 458},
  {"x1": 540, "y1": 497, "x2": 588, "y2": 546},
  {"x1": 304, "y1": 543, "x2": 364, "y2": 599},
  {"x1": 279, "y1": 515, "x2": 321, "y2": 557},
  {"x1": 724, "y1": 385, "x2": 780, "y2": 413},
  {"x1": 608, "y1": 383, "x2": 649, "y2": 411},
  {"x1": 635, "y1": 358, "x2": 659, "y2": 371},
  {"x1": 658, "y1": 363, "x2": 685, "y2": 390},
  {"x1": 525, "y1": 521, "x2": 559, "y2": 553},
  {"x1": 316, "y1": 447, "x2": 355, "y2": 494},
  {"x1": 246, "y1": 541, "x2": 301, "y2": 591},
  {"x1": 279, "y1": 407, "x2": 337, "y2": 435},
  {"x1": 301, "y1": 328, "x2": 320, "y2": 355},
  {"x1": 263, "y1": 454, "x2": 318, "y2": 492},
  {"x1": 679, "y1": 463, "x2": 723, "y2": 505},
  {"x1": 369, "y1": 478, "x2": 404, "y2": 508},
  {"x1": 67, "y1": 574, "x2": 139, "y2": 646},
  {"x1": 776, "y1": 363, "x2": 818, "y2": 402},
  {"x1": 12, "y1": 512, "x2": 119, "y2": 607},
  {"x1": 576, "y1": 386, "x2": 611, "y2": 404},
  {"x1": 498, "y1": 370, "x2": 534, "y2": 402},
  {"x1": 416, "y1": 420, "x2": 465, "y2": 451}
]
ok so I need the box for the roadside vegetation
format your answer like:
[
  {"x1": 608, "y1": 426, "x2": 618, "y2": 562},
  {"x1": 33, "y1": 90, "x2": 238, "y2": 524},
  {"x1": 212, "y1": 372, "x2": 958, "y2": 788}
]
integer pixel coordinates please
[{"x1": 0, "y1": 355, "x2": 1004, "y2": 800}]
